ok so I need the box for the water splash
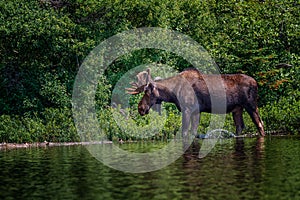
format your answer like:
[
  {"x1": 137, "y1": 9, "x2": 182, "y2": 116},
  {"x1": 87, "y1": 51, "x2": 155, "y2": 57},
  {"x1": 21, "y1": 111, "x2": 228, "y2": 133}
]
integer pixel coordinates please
[
  {"x1": 197, "y1": 129, "x2": 236, "y2": 139},
  {"x1": 197, "y1": 129, "x2": 235, "y2": 158}
]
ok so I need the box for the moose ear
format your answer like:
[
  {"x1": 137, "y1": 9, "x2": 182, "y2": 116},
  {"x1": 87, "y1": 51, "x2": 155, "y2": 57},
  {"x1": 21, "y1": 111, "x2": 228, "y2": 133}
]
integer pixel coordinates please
[
  {"x1": 144, "y1": 82, "x2": 153, "y2": 92},
  {"x1": 153, "y1": 86, "x2": 159, "y2": 97},
  {"x1": 144, "y1": 82, "x2": 159, "y2": 96}
]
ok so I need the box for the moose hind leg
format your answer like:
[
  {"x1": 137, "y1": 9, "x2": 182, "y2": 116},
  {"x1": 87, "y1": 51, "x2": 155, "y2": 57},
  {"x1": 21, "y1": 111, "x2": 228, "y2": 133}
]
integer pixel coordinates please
[
  {"x1": 245, "y1": 106, "x2": 265, "y2": 137},
  {"x1": 232, "y1": 107, "x2": 245, "y2": 135}
]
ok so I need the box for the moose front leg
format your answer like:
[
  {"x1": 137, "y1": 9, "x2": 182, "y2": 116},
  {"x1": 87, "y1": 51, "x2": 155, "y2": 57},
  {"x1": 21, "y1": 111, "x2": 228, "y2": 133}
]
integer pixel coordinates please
[
  {"x1": 152, "y1": 103, "x2": 161, "y2": 115},
  {"x1": 181, "y1": 109, "x2": 192, "y2": 138},
  {"x1": 181, "y1": 109, "x2": 194, "y2": 151},
  {"x1": 191, "y1": 112, "x2": 200, "y2": 137}
]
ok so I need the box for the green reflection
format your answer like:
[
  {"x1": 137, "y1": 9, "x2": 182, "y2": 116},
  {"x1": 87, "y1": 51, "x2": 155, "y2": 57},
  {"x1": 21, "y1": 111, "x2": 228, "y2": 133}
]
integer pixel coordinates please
[{"x1": 1, "y1": 137, "x2": 300, "y2": 199}]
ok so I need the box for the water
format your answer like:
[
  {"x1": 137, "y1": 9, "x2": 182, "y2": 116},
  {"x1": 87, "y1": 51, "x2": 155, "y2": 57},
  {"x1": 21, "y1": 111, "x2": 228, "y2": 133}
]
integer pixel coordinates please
[{"x1": 1, "y1": 136, "x2": 300, "y2": 200}]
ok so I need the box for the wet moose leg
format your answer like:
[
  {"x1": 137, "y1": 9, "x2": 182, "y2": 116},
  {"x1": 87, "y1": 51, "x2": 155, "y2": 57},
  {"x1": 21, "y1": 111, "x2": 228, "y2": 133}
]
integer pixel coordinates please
[
  {"x1": 191, "y1": 112, "x2": 200, "y2": 137},
  {"x1": 245, "y1": 106, "x2": 265, "y2": 137},
  {"x1": 181, "y1": 109, "x2": 191, "y2": 138},
  {"x1": 232, "y1": 107, "x2": 245, "y2": 135}
]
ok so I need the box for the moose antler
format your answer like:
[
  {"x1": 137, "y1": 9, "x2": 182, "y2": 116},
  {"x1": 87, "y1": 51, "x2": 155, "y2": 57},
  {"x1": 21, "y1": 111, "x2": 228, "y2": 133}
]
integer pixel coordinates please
[
  {"x1": 125, "y1": 82, "x2": 145, "y2": 94},
  {"x1": 126, "y1": 69, "x2": 152, "y2": 95}
]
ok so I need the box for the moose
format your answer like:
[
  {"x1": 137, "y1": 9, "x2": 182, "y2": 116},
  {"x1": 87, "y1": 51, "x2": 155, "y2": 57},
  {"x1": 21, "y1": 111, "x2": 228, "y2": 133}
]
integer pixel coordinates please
[{"x1": 126, "y1": 68, "x2": 265, "y2": 137}]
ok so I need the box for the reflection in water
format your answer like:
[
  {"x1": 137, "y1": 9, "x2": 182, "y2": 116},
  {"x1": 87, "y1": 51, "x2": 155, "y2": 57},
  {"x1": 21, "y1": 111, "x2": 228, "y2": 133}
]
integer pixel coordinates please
[
  {"x1": 255, "y1": 137, "x2": 265, "y2": 158},
  {"x1": 234, "y1": 137, "x2": 245, "y2": 156},
  {"x1": 1, "y1": 137, "x2": 300, "y2": 199},
  {"x1": 230, "y1": 137, "x2": 266, "y2": 199}
]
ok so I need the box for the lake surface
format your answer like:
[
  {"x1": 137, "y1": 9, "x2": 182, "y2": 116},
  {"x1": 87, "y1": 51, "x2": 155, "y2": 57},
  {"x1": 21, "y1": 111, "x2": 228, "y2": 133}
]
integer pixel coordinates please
[{"x1": 1, "y1": 136, "x2": 300, "y2": 200}]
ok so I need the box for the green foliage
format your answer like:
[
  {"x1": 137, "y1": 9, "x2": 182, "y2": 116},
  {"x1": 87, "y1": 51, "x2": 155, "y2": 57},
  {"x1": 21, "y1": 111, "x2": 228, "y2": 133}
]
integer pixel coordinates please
[
  {"x1": 95, "y1": 105, "x2": 181, "y2": 141},
  {"x1": 95, "y1": 75, "x2": 112, "y2": 110},
  {"x1": 262, "y1": 93, "x2": 300, "y2": 134},
  {"x1": 0, "y1": 115, "x2": 30, "y2": 143},
  {"x1": 42, "y1": 108, "x2": 79, "y2": 142},
  {"x1": 0, "y1": 108, "x2": 78, "y2": 143},
  {"x1": 0, "y1": 0, "x2": 299, "y2": 142},
  {"x1": 162, "y1": 109, "x2": 181, "y2": 139}
]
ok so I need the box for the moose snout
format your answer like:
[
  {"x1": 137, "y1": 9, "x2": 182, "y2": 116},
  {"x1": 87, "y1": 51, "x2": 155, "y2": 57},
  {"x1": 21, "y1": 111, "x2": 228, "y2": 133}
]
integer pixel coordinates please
[{"x1": 138, "y1": 105, "x2": 150, "y2": 116}]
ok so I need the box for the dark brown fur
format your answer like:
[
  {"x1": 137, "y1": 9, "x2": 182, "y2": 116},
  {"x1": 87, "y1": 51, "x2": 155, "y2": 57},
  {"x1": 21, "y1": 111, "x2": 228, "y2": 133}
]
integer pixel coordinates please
[{"x1": 135, "y1": 68, "x2": 265, "y2": 137}]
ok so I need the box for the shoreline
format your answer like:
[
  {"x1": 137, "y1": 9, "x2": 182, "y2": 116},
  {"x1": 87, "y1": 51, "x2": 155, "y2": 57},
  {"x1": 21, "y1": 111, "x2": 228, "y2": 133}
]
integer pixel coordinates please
[
  {"x1": 0, "y1": 141, "x2": 113, "y2": 150},
  {"x1": 0, "y1": 133, "x2": 295, "y2": 151}
]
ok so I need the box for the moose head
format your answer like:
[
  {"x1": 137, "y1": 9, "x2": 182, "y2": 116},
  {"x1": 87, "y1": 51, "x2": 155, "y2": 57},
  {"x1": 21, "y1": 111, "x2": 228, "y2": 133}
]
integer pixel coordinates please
[{"x1": 126, "y1": 69, "x2": 160, "y2": 116}]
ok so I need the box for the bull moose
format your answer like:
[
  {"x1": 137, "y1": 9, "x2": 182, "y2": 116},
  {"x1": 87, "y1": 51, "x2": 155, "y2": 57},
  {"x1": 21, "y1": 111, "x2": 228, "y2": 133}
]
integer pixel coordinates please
[{"x1": 126, "y1": 68, "x2": 265, "y2": 137}]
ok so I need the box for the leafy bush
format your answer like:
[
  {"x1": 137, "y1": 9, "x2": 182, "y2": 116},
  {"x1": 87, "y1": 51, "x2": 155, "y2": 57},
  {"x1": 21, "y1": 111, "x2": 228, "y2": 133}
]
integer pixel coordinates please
[
  {"x1": 0, "y1": 0, "x2": 299, "y2": 142},
  {"x1": 0, "y1": 108, "x2": 79, "y2": 143},
  {"x1": 262, "y1": 93, "x2": 300, "y2": 134}
]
